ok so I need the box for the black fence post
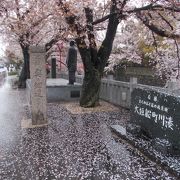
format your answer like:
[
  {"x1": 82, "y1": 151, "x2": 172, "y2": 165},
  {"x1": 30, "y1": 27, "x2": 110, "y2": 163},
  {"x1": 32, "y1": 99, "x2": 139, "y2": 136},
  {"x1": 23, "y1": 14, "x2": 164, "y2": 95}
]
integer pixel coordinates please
[{"x1": 51, "y1": 58, "x2": 56, "y2": 78}]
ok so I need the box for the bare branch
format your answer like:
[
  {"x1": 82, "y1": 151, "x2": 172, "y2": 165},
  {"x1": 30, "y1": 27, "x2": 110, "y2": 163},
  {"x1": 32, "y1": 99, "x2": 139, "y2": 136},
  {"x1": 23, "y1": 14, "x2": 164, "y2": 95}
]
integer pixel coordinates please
[
  {"x1": 93, "y1": 2, "x2": 179, "y2": 26},
  {"x1": 152, "y1": 31, "x2": 158, "y2": 53},
  {"x1": 93, "y1": 13, "x2": 127, "y2": 25},
  {"x1": 45, "y1": 32, "x2": 67, "y2": 51},
  {"x1": 92, "y1": 13, "x2": 115, "y2": 25},
  {"x1": 125, "y1": 4, "x2": 180, "y2": 14},
  {"x1": 158, "y1": 12, "x2": 174, "y2": 30},
  {"x1": 30, "y1": 14, "x2": 51, "y2": 29}
]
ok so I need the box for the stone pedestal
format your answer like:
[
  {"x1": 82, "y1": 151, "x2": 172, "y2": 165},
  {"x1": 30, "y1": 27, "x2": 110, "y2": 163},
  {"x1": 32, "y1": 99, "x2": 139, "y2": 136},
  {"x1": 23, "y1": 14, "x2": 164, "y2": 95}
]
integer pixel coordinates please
[
  {"x1": 46, "y1": 78, "x2": 81, "y2": 102},
  {"x1": 29, "y1": 46, "x2": 47, "y2": 125}
]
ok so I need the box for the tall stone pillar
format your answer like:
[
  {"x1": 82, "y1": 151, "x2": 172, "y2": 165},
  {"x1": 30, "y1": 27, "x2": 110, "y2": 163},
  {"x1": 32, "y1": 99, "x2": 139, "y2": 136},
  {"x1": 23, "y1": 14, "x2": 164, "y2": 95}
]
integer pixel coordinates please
[
  {"x1": 29, "y1": 46, "x2": 47, "y2": 125},
  {"x1": 130, "y1": 77, "x2": 137, "y2": 93},
  {"x1": 167, "y1": 79, "x2": 180, "y2": 93}
]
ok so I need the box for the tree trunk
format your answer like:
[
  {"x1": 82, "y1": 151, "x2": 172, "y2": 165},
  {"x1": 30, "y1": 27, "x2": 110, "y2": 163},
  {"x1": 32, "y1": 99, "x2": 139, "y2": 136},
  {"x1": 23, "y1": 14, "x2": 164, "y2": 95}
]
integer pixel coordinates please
[
  {"x1": 18, "y1": 46, "x2": 30, "y2": 88},
  {"x1": 65, "y1": 1, "x2": 119, "y2": 107},
  {"x1": 80, "y1": 68, "x2": 101, "y2": 107},
  {"x1": 76, "y1": 10, "x2": 119, "y2": 107}
]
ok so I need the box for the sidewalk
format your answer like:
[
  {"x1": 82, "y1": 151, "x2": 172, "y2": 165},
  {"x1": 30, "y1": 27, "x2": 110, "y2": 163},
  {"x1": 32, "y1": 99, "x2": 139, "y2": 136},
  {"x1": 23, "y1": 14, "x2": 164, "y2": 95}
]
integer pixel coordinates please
[{"x1": 0, "y1": 77, "x2": 178, "y2": 179}]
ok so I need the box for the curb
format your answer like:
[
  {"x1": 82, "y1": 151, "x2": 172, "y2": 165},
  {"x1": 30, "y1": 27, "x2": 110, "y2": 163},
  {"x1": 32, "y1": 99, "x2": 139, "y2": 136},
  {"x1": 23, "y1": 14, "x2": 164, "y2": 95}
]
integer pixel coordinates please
[{"x1": 110, "y1": 125, "x2": 180, "y2": 178}]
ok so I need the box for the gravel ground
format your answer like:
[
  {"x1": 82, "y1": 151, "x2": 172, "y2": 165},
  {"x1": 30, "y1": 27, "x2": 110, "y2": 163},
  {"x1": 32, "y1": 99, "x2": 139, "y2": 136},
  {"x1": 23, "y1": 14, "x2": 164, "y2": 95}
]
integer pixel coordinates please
[{"x1": 0, "y1": 80, "x2": 178, "y2": 179}]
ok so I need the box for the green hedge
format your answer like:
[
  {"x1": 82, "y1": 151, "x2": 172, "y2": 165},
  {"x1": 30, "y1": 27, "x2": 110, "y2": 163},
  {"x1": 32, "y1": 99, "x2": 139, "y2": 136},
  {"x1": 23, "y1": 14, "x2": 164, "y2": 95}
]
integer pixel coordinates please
[{"x1": 8, "y1": 71, "x2": 18, "y2": 76}]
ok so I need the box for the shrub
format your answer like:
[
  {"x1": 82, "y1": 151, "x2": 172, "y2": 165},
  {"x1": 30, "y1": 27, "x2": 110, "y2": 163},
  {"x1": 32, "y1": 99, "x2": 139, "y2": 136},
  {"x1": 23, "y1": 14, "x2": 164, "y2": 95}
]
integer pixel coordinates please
[{"x1": 8, "y1": 71, "x2": 18, "y2": 76}]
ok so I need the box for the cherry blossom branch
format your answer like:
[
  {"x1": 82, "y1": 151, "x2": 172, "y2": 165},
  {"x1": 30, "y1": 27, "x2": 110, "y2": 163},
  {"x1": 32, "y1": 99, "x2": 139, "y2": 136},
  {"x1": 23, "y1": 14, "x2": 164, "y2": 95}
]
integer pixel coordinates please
[
  {"x1": 125, "y1": 4, "x2": 180, "y2": 14},
  {"x1": 158, "y1": 12, "x2": 174, "y2": 30},
  {"x1": 57, "y1": 0, "x2": 93, "y2": 71},
  {"x1": 92, "y1": 13, "x2": 116, "y2": 25},
  {"x1": 120, "y1": 0, "x2": 128, "y2": 11},
  {"x1": 45, "y1": 31, "x2": 67, "y2": 51},
  {"x1": 137, "y1": 12, "x2": 180, "y2": 40},
  {"x1": 151, "y1": 31, "x2": 158, "y2": 53},
  {"x1": 92, "y1": 0, "x2": 128, "y2": 25},
  {"x1": 0, "y1": 1, "x2": 8, "y2": 17},
  {"x1": 92, "y1": 2, "x2": 179, "y2": 26}
]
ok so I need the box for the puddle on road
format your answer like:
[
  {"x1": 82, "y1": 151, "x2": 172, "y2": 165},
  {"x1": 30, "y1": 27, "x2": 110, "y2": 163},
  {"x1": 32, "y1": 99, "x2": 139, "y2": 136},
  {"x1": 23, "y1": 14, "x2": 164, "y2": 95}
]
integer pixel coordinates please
[
  {"x1": 0, "y1": 78, "x2": 10, "y2": 91},
  {"x1": 0, "y1": 76, "x2": 21, "y2": 153}
]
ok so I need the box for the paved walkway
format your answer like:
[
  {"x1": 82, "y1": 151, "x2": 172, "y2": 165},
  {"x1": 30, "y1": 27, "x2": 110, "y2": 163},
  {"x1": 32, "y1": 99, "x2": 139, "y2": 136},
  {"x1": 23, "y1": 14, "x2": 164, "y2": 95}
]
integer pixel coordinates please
[{"x1": 0, "y1": 77, "x2": 177, "y2": 179}]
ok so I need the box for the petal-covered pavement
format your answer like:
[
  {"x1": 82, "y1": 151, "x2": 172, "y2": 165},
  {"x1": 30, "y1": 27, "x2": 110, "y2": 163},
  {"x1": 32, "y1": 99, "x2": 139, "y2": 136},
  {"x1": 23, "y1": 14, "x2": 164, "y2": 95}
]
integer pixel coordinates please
[{"x1": 0, "y1": 77, "x2": 177, "y2": 179}]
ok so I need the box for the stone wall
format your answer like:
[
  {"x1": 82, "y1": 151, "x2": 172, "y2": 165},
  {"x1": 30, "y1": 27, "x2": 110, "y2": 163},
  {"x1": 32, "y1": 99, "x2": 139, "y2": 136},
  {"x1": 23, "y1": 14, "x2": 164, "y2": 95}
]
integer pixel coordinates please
[{"x1": 58, "y1": 73, "x2": 180, "y2": 109}]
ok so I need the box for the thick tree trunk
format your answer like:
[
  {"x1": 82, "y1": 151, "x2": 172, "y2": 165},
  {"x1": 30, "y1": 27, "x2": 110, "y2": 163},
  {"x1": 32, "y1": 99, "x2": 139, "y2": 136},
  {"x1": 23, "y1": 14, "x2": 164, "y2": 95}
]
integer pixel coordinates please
[
  {"x1": 18, "y1": 46, "x2": 30, "y2": 88},
  {"x1": 66, "y1": 1, "x2": 119, "y2": 107},
  {"x1": 80, "y1": 68, "x2": 101, "y2": 107}
]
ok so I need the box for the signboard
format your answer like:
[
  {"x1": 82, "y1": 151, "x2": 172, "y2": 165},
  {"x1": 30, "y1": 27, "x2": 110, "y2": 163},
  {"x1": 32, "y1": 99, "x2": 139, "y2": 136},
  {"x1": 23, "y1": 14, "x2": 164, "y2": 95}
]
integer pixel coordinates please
[{"x1": 131, "y1": 88, "x2": 180, "y2": 150}]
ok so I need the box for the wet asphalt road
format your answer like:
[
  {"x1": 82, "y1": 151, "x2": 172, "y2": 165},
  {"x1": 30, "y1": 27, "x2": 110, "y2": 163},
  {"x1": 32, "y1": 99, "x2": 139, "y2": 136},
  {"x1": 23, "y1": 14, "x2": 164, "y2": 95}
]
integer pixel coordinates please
[{"x1": 0, "y1": 77, "x2": 178, "y2": 180}]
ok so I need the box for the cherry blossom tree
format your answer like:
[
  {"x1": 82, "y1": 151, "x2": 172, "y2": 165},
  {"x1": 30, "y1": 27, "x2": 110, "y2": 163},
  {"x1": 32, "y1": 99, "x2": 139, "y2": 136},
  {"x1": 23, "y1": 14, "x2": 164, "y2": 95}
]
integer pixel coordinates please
[
  {"x1": 0, "y1": 0, "x2": 56, "y2": 87},
  {"x1": 56, "y1": 0, "x2": 180, "y2": 107},
  {"x1": 0, "y1": 0, "x2": 6, "y2": 16},
  {"x1": 106, "y1": 18, "x2": 180, "y2": 80},
  {"x1": 1, "y1": 0, "x2": 179, "y2": 107},
  {"x1": 4, "y1": 42, "x2": 23, "y2": 71}
]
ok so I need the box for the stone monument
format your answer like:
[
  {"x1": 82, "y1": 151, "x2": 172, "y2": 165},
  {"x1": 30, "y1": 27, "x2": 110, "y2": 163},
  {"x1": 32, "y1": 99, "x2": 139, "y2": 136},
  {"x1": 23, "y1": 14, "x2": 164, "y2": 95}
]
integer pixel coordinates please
[
  {"x1": 29, "y1": 46, "x2": 47, "y2": 126},
  {"x1": 66, "y1": 40, "x2": 77, "y2": 85},
  {"x1": 130, "y1": 87, "x2": 180, "y2": 155}
]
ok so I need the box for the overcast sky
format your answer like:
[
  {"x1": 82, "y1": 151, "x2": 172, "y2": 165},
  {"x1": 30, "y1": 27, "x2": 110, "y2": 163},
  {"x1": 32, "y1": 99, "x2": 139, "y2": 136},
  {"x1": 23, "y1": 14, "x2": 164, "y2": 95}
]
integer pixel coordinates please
[{"x1": 0, "y1": 0, "x2": 144, "y2": 57}]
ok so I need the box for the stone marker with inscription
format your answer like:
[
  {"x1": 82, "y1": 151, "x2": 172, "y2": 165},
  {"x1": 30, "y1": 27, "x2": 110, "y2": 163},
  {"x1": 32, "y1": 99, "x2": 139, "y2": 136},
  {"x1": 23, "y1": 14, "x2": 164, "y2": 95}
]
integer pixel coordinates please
[
  {"x1": 29, "y1": 46, "x2": 47, "y2": 126},
  {"x1": 130, "y1": 88, "x2": 180, "y2": 154}
]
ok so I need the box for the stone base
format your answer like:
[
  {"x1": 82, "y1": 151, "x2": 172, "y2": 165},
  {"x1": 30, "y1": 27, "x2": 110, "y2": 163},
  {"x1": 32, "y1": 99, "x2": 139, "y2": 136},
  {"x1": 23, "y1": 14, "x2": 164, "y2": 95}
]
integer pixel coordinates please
[
  {"x1": 26, "y1": 78, "x2": 82, "y2": 104},
  {"x1": 110, "y1": 125, "x2": 127, "y2": 137},
  {"x1": 47, "y1": 78, "x2": 82, "y2": 102},
  {"x1": 110, "y1": 125, "x2": 180, "y2": 177},
  {"x1": 64, "y1": 101, "x2": 119, "y2": 114},
  {"x1": 21, "y1": 118, "x2": 48, "y2": 129}
]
